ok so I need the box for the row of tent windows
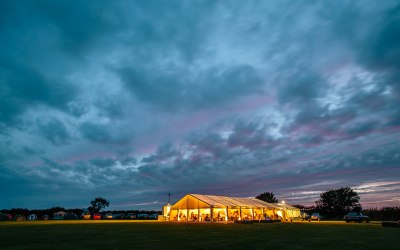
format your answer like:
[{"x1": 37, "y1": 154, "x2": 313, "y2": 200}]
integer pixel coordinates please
[{"x1": 169, "y1": 208, "x2": 286, "y2": 222}]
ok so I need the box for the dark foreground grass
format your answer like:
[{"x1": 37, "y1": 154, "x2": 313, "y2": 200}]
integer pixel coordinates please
[{"x1": 0, "y1": 221, "x2": 399, "y2": 250}]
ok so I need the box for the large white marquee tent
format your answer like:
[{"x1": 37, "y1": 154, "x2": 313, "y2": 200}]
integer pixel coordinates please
[{"x1": 164, "y1": 194, "x2": 301, "y2": 222}]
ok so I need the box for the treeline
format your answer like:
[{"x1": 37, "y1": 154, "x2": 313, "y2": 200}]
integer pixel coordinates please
[
  {"x1": 0, "y1": 207, "x2": 161, "y2": 218},
  {"x1": 293, "y1": 205, "x2": 400, "y2": 221},
  {"x1": 102, "y1": 210, "x2": 161, "y2": 215},
  {"x1": 363, "y1": 207, "x2": 400, "y2": 221}
]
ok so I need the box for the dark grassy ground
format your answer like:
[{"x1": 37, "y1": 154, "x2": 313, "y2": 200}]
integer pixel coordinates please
[{"x1": 0, "y1": 221, "x2": 399, "y2": 250}]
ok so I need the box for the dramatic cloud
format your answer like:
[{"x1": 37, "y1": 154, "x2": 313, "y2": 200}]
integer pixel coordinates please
[
  {"x1": 119, "y1": 64, "x2": 264, "y2": 111},
  {"x1": 1, "y1": 0, "x2": 399, "y2": 210}
]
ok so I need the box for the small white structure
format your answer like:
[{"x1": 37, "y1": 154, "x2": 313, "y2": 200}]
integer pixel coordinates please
[
  {"x1": 162, "y1": 204, "x2": 171, "y2": 220},
  {"x1": 28, "y1": 214, "x2": 37, "y2": 220},
  {"x1": 53, "y1": 211, "x2": 67, "y2": 219},
  {"x1": 54, "y1": 211, "x2": 67, "y2": 217}
]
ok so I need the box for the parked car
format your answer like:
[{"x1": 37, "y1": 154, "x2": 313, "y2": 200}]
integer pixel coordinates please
[
  {"x1": 300, "y1": 212, "x2": 310, "y2": 221},
  {"x1": 64, "y1": 213, "x2": 78, "y2": 220},
  {"x1": 81, "y1": 210, "x2": 91, "y2": 220},
  {"x1": 14, "y1": 215, "x2": 26, "y2": 221},
  {"x1": 137, "y1": 214, "x2": 149, "y2": 219},
  {"x1": 105, "y1": 213, "x2": 113, "y2": 219},
  {"x1": 53, "y1": 211, "x2": 66, "y2": 220},
  {"x1": 92, "y1": 213, "x2": 101, "y2": 220},
  {"x1": 114, "y1": 214, "x2": 125, "y2": 219},
  {"x1": 39, "y1": 215, "x2": 49, "y2": 220},
  {"x1": 344, "y1": 212, "x2": 370, "y2": 223},
  {"x1": 309, "y1": 213, "x2": 322, "y2": 222},
  {"x1": 126, "y1": 213, "x2": 137, "y2": 219},
  {"x1": 28, "y1": 214, "x2": 37, "y2": 221},
  {"x1": 148, "y1": 214, "x2": 159, "y2": 220},
  {"x1": 53, "y1": 214, "x2": 64, "y2": 220}
]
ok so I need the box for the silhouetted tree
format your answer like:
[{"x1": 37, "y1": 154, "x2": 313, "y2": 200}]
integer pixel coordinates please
[
  {"x1": 256, "y1": 192, "x2": 278, "y2": 203},
  {"x1": 316, "y1": 187, "x2": 360, "y2": 217},
  {"x1": 90, "y1": 197, "x2": 110, "y2": 213}
]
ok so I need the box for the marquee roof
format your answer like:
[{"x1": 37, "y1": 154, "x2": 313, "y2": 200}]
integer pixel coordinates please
[
  {"x1": 275, "y1": 203, "x2": 299, "y2": 210},
  {"x1": 171, "y1": 194, "x2": 297, "y2": 210}
]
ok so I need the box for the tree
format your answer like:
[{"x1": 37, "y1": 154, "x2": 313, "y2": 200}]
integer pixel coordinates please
[
  {"x1": 256, "y1": 192, "x2": 278, "y2": 203},
  {"x1": 316, "y1": 187, "x2": 360, "y2": 217},
  {"x1": 90, "y1": 197, "x2": 110, "y2": 213}
]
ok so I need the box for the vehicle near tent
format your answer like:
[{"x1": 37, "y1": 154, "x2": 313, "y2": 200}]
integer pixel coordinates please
[
  {"x1": 309, "y1": 213, "x2": 322, "y2": 222},
  {"x1": 114, "y1": 214, "x2": 125, "y2": 219},
  {"x1": 39, "y1": 215, "x2": 49, "y2": 220},
  {"x1": 137, "y1": 214, "x2": 149, "y2": 219},
  {"x1": 148, "y1": 214, "x2": 159, "y2": 220},
  {"x1": 64, "y1": 212, "x2": 78, "y2": 220},
  {"x1": 53, "y1": 211, "x2": 67, "y2": 220},
  {"x1": 126, "y1": 213, "x2": 136, "y2": 219},
  {"x1": 92, "y1": 213, "x2": 101, "y2": 220},
  {"x1": 301, "y1": 212, "x2": 310, "y2": 221},
  {"x1": 344, "y1": 212, "x2": 370, "y2": 223},
  {"x1": 14, "y1": 215, "x2": 26, "y2": 221},
  {"x1": 28, "y1": 214, "x2": 37, "y2": 220},
  {"x1": 53, "y1": 215, "x2": 63, "y2": 220},
  {"x1": 81, "y1": 209, "x2": 91, "y2": 220}
]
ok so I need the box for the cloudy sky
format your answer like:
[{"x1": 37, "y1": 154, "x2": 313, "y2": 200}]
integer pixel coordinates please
[{"x1": 1, "y1": 0, "x2": 400, "y2": 210}]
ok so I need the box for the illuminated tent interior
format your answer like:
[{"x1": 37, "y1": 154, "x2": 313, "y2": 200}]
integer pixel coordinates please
[{"x1": 167, "y1": 194, "x2": 301, "y2": 222}]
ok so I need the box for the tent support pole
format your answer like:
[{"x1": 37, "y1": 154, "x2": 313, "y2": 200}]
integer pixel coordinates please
[
  {"x1": 186, "y1": 197, "x2": 188, "y2": 222},
  {"x1": 210, "y1": 206, "x2": 213, "y2": 223}
]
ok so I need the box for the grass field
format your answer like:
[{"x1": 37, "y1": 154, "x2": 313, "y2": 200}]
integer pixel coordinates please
[{"x1": 1, "y1": 220, "x2": 399, "y2": 250}]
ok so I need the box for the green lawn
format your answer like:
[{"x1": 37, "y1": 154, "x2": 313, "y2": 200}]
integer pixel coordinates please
[{"x1": 0, "y1": 221, "x2": 399, "y2": 250}]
